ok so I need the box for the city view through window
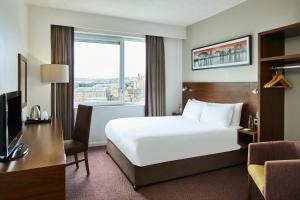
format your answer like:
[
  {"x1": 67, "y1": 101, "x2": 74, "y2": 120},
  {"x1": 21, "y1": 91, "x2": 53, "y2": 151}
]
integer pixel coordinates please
[{"x1": 74, "y1": 37, "x2": 145, "y2": 106}]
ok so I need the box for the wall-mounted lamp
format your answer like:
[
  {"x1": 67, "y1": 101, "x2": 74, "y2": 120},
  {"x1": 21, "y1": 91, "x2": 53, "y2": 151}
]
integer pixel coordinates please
[
  {"x1": 252, "y1": 88, "x2": 259, "y2": 95},
  {"x1": 182, "y1": 86, "x2": 193, "y2": 92}
]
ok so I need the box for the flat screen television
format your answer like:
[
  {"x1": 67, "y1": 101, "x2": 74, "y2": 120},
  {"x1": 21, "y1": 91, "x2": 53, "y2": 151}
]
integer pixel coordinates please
[{"x1": 0, "y1": 91, "x2": 28, "y2": 161}]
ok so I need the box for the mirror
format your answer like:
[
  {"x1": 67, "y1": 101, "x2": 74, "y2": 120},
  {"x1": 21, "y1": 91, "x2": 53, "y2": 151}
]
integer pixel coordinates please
[{"x1": 18, "y1": 54, "x2": 27, "y2": 108}]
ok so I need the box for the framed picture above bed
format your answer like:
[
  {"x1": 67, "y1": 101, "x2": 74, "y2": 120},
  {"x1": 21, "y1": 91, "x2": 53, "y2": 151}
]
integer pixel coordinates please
[{"x1": 192, "y1": 35, "x2": 252, "y2": 70}]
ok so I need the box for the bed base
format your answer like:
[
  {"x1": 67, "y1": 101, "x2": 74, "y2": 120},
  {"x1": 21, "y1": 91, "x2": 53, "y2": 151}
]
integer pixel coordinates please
[{"x1": 106, "y1": 140, "x2": 247, "y2": 189}]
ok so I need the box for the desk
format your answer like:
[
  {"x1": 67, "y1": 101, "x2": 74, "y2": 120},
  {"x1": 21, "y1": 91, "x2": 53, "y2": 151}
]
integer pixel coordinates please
[{"x1": 0, "y1": 119, "x2": 66, "y2": 199}]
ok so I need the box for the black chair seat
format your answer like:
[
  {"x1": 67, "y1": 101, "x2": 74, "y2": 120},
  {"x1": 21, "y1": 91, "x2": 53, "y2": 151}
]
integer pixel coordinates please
[{"x1": 64, "y1": 140, "x2": 85, "y2": 156}]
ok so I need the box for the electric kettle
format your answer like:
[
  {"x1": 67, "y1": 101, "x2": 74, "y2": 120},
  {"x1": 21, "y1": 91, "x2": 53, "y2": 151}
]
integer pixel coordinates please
[{"x1": 30, "y1": 105, "x2": 41, "y2": 120}]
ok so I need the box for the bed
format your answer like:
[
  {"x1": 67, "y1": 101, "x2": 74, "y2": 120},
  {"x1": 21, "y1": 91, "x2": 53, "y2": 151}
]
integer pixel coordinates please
[
  {"x1": 106, "y1": 82, "x2": 257, "y2": 189},
  {"x1": 106, "y1": 116, "x2": 241, "y2": 167}
]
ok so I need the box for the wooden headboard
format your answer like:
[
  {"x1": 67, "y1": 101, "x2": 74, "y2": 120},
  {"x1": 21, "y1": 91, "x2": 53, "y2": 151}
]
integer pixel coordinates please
[{"x1": 182, "y1": 82, "x2": 258, "y2": 127}]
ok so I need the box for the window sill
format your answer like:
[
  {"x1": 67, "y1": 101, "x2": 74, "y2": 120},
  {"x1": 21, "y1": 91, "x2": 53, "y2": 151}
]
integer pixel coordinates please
[{"x1": 74, "y1": 103, "x2": 145, "y2": 109}]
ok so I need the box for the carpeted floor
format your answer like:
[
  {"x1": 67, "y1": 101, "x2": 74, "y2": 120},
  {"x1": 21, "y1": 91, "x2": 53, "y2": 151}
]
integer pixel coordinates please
[{"x1": 66, "y1": 147, "x2": 264, "y2": 200}]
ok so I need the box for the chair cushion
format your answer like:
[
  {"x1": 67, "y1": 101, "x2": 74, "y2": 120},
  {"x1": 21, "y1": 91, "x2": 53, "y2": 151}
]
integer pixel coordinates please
[
  {"x1": 248, "y1": 164, "x2": 265, "y2": 194},
  {"x1": 64, "y1": 139, "x2": 86, "y2": 156}
]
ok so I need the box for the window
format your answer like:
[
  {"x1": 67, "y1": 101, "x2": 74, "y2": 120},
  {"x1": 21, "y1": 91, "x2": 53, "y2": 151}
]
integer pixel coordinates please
[
  {"x1": 124, "y1": 40, "x2": 145, "y2": 104},
  {"x1": 74, "y1": 33, "x2": 145, "y2": 106}
]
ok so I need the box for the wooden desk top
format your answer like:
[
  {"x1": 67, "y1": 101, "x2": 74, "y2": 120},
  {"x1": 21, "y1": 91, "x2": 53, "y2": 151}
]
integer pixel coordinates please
[{"x1": 0, "y1": 119, "x2": 66, "y2": 173}]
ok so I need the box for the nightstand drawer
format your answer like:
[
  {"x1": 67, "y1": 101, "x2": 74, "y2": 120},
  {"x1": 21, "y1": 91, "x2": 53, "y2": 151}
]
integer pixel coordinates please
[
  {"x1": 237, "y1": 128, "x2": 257, "y2": 148},
  {"x1": 172, "y1": 112, "x2": 181, "y2": 116}
]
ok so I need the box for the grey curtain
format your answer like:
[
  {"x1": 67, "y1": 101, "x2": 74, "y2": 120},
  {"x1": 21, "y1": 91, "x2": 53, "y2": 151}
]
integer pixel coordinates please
[
  {"x1": 51, "y1": 25, "x2": 74, "y2": 140},
  {"x1": 145, "y1": 35, "x2": 166, "y2": 116}
]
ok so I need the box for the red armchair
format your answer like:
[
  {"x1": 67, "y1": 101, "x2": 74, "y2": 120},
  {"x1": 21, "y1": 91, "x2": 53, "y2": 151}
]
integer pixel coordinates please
[{"x1": 248, "y1": 141, "x2": 300, "y2": 200}]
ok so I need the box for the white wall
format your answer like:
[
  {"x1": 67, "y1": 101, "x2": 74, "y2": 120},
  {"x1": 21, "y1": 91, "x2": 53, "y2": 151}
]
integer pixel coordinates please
[
  {"x1": 165, "y1": 38, "x2": 183, "y2": 115},
  {"x1": 183, "y1": 0, "x2": 300, "y2": 82},
  {"x1": 74, "y1": 105, "x2": 144, "y2": 146},
  {"x1": 284, "y1": 37, "x2": 300, "y2": 140},
  {"x1": 182, "y1": 0, "x2": 300, "y2": 139},
  {"x1": 28, "y1": 5, "x2": 183, "y2": 145},
  {"x1": 28, "y1": 5, "x2": 186, "y2": 40},
  {"x1": 0, "y1": 0, "x2": 28, "y2": 94}
]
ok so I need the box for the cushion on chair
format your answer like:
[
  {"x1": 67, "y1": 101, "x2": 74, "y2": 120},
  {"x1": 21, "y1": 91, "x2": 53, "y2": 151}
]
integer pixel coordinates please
[
  {"x1": 248, "y1": 164, "x2": 265, "y2": 194},
  {"x1": 64, "y1": 139, "x2": 86, "y2": 156}
]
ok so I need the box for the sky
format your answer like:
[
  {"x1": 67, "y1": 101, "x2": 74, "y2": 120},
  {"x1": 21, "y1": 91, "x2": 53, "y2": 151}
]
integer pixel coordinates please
[{"x1": 74, "y1": 40, "x2": 145, "y2": 79}]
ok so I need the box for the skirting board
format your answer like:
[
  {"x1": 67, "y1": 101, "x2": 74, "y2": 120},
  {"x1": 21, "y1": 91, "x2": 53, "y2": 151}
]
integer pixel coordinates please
[{"x1": 88, "y1": 140, "x2": 107, "y2": 147}]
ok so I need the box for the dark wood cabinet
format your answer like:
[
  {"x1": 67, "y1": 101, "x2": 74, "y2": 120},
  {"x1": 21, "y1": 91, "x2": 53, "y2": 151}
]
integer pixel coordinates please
[
  {"x1": 0, "y1": 119, "x2": 66, "y2": 200},
  {"x1": 258, "y1": 22, "x2": 300, "y2": 142}
]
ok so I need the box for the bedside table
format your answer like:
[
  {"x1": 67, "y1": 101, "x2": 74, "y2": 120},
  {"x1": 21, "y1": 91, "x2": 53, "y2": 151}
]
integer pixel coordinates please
[
  {"x1": 172, "y1": 112, "x2": 181, "y2": 116},
  {"x1": 237, "y1": 128, "x2": 257, "y2": 148}
]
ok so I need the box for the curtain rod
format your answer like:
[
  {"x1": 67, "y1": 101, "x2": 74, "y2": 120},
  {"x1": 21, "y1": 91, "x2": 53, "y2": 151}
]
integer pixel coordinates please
[{"x1": 75, "y1": 26, "x2": 145, "y2": 38}]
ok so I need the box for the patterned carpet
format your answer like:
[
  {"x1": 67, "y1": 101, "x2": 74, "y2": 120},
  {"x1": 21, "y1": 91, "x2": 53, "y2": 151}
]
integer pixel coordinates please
[{"x1": 66, "y1": 147, "x2": 264, "y2": 200}]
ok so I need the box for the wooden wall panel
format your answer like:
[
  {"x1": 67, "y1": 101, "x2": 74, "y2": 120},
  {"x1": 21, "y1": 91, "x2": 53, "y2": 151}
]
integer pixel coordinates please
[{"x1": 182, "y1": 82, "x2": 258, "y2": 128}]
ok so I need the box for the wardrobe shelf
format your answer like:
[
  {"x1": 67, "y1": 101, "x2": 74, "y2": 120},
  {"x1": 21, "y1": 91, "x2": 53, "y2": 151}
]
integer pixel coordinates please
[
  {"x1": 260, "y1": 54, "x2": 300, "y2": 63},
  {"x1": 259, "y1": 22, "x2": 300, "y2": 38}
]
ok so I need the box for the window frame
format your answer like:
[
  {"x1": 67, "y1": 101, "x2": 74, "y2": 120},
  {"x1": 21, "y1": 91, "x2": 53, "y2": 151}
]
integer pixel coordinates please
[{"x1": 74, "y1": 32, "x2": 145, "y2": 107}]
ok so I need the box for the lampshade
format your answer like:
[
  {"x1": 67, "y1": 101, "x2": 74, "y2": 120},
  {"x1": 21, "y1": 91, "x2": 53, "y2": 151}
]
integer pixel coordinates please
[{"x1": 40, "y1": 64, "x2": 69, "y2": 83}]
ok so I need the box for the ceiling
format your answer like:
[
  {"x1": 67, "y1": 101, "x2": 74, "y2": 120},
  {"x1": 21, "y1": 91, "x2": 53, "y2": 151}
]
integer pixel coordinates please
[{"x1": 26, "y1": 0, "x2": 246, "y2": 26}]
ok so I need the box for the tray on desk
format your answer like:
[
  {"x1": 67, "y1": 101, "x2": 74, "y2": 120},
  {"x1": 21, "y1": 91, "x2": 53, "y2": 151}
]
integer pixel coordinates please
[{"x1": 25, "y1": 118, "x2": 52, "y2": 125}]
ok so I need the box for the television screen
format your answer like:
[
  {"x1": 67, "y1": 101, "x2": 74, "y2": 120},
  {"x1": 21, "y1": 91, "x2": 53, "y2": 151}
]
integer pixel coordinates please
[
  {"x1": 0, "y1": 91, "x2": 22, "y2": 158},
  {"x1": 0, "y1": 94, "x2": 6, "y2": 156},
  {"x1": 7, "y1": 92, "x2": 22, "y2": 146}
]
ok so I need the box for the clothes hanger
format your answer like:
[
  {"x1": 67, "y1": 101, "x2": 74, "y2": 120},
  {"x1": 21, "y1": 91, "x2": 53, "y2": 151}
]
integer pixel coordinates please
[
  {"x1": 263, "y1": 69, "x2": 292, "y2": 88},
  {"x1": 263, "y1": 71, "x2": 279, "y2": 88},
  {"x1": 277, "y1": 73, "x2": 292, "y2": 87}
]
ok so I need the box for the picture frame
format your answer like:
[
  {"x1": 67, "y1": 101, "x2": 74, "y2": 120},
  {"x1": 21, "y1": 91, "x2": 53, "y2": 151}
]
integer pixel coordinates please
[
  {"x1": 18, "y1": 53, "x2": 27, "y2": 108},
  {"x1": 191, "y1": 35, "x2": 252, "y2": 70}
]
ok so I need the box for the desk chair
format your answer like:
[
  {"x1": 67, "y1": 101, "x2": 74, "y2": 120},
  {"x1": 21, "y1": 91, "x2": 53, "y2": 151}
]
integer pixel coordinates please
[{"x1": 64, "y1": 104, "x2": 93, "y2": 175}]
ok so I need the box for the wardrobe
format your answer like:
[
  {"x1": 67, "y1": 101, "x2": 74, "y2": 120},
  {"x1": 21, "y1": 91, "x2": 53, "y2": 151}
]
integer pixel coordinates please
[{"x1": 258, "y1": 22, "x2": 300, "y2": 142}]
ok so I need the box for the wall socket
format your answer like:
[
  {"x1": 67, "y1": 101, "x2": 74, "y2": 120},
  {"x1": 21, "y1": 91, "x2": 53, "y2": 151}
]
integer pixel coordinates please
[{"x1": 253, "y1": 118, "x2": 258, "y2": 125}]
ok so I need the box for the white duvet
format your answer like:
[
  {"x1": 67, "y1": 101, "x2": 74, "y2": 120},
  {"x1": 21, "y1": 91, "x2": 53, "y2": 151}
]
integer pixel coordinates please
[{"x1": 105, "y1": 116, "x2": 241, "y2": 167}]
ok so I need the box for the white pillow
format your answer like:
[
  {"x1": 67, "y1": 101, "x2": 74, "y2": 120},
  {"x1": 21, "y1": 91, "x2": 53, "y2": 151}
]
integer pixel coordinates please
[
  {"x1": 200, "y1": 103, "x2": 235, "y2": 127},
  {"x1": 182, "y1": 99, "x2": 206, "y2": 121},
  {"x1": 209, "y1": 102, "x2": 243, "y2": 126},
  {"x1": 191, "y1": 99, "x2": 207, "y2": 115},
  {"x1": 231, "y1": 103, "x2": 243, "y2": 126}
]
